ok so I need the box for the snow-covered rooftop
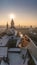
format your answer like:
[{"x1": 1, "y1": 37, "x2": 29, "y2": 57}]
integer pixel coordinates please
[
  {"x1": 8, "y1": 48, "x2": 21, "y2": 52},
  {"x1": 8, "y1": 49, "x2": 28, "y2": 65},
  {"x1": 0, "y1": 47, "x2": 8, "y2": 57},
  {"x1": 0, "y1": 27, "x2": 37, "y2": 65},
  {"x1": 0, "y1": 35, "x2": 9, "y2": 46}
]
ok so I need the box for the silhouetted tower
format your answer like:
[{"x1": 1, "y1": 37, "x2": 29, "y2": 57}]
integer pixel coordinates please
[
  {"x1": 30, "y1": 25, "x2": 32, "y2": 28},
  {"x1": 6, "y1": 22, "x2": 8, "y2": 29},
  {"x1": 11, "y1": 19, "x2": 14, "y2": 28}
]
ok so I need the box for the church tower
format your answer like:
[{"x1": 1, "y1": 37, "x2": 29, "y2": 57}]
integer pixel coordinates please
[
  {"x1": 6, "y1": 22, "x2": 8, "y2": 29},
  {"x1": 11, "y1": 19, "x2": 14, "y2": 28}
]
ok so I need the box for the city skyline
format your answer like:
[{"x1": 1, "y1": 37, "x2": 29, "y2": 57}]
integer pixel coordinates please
[{"x1": 0, "y1": 0, "x2": 37, "y2": 26}]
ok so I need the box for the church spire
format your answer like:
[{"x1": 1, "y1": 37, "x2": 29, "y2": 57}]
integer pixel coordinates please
[
  {"x1": 11, "y1": 19, "x2": 14, "y2": 28},
  {"x1": 6, "y1": 22, "x2": 8, "y2": 29}
]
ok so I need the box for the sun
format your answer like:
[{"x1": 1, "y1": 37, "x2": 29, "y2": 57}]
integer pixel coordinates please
[{"x1": 9, "y1": 14, "x2": 15, "y2": 20}]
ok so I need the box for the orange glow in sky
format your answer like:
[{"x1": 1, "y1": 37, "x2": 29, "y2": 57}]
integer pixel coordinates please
[
  {"x1": 0, "y1": 13, "x2": 37, "y2": 27},
  {"x1": 0, "y1": 0, "x2": 37, "y2": 27}
]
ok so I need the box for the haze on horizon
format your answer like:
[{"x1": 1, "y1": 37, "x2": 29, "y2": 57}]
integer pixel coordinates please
[{"x1": 0, "y1": 0, "x2": 37, "y2": 27}]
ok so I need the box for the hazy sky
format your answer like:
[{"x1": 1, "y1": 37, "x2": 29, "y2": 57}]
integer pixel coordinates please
[{"x1": 0, "y1": 0, "x2": 37, "y2": 26}]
